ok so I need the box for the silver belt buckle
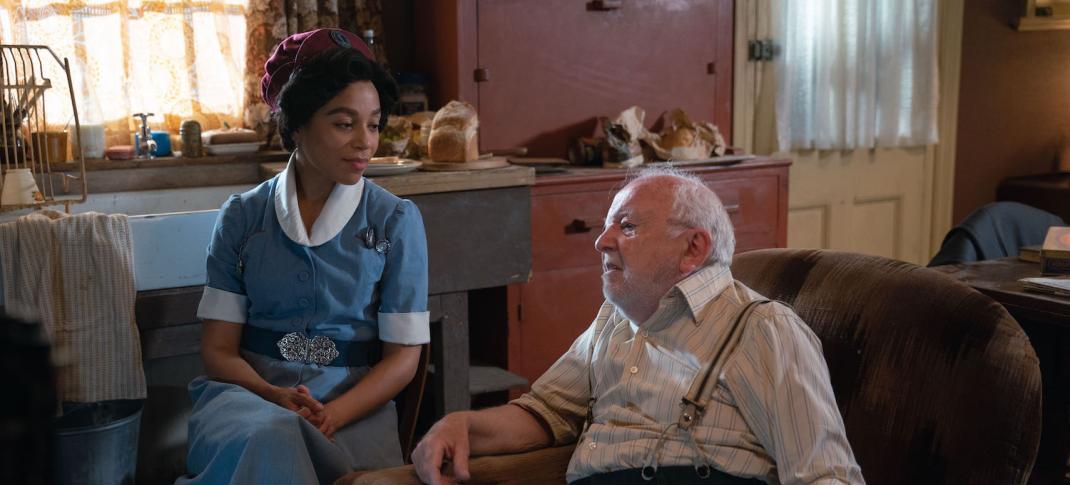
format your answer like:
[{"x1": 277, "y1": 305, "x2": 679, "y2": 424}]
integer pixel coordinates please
[{"x1": 277, "y1": 332, "x2": 340, "y2": 366}]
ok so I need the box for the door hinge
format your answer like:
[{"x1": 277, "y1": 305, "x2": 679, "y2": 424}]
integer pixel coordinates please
[
  {"x1": 474, "y1": 67, "x2": 490, "y2": 82},
  {"x1": 517, "y1": 303, "x2": 523, "y2": 322},
  {"x1": 747, "y1": 39, "x2": 776, "y2": 62}
]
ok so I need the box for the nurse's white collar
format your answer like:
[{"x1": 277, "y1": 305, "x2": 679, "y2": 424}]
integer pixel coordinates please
[{"x1": 273, "y1": 152, "x2": 365, "y2": 247}]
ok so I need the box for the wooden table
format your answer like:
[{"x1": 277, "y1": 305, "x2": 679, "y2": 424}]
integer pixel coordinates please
[{"x1": 933, "y1": 258, "x2": 1070, "y2": 484}]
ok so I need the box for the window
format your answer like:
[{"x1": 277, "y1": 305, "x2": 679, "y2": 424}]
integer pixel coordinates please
[
  {"x1": 1, "y1": 0, "x2": 248, "y2": 147},
  {"x1": 774, "y1": 0, "x2": 939, "y2": 150}
]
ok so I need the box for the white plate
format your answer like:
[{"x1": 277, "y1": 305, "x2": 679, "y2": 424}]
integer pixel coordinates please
[
  {"x1": 365, "y1": 159, "x2": 422, "y2": 177},
  {"x1": 204, "y1": 142, "x2": 263, "y2": 156}
]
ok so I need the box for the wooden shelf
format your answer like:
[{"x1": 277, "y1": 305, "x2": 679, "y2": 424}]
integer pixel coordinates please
[
  {"x1": 468, "y1": 365, "x2": 528, "y2": 395},
  {"x1": 1016, "y1": 0, "x2": 1070, "y2": 30},
  {"x1": 36, "y1": 151, "x2": 290, "y2": 194},
  {"x1": 50, "y1": 151, "x2": 290, "y2": 172}
]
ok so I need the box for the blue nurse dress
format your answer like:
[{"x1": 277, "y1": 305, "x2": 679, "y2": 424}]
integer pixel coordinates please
[{"x1": 176, "y1": 154, "x2": 429, "y2": 485}]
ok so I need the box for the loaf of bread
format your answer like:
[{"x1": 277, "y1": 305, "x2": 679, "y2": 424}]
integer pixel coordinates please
[
  {"x1": 428, "y1": 101, "x2": 479, "y2": 162},
  {"x1": 202, "y1": 128, "x2": 259, "y2": 145}
]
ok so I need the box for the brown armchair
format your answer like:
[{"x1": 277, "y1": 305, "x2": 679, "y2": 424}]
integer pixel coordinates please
[{"x1": 341, "y1": 249, "x2": 1042, "y2": 485}]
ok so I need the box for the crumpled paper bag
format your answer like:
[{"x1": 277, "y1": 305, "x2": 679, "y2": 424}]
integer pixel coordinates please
[
  {"x1": 597, "y1": 106, "x2": 727, "y2": 167},
  {"x1": 600, "y1": 106, "x2": 647, "y2": 168},
  {"x1": 375, "y1": 115, "x2": 412, "y2": 157},
  {"x1": 646, "y1": 108, "x2": 727, "y2": 161}
]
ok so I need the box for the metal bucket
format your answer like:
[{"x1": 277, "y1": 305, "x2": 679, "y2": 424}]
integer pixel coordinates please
[{"x1": 55, "y1": 400, "x2": 143, "y2": 485}]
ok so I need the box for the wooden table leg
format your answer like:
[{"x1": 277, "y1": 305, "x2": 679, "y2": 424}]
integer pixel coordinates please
[{"x1": 430, "y1": 292, "x2": 470, "y2": 416}]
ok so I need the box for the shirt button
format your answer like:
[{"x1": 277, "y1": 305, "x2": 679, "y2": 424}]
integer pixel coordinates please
[
  {"x1": 588, "y1": 441, "x2": 597, "y2": 449},
  {"x1": 298, "y1": 271, "x2": 310, "y2": 281},
  {"x1": 298, "y1": 297, "x2": 310, "y2": 307},
  {"x1": 629, "y1": 366, "x2": 639, "y2": 374}
]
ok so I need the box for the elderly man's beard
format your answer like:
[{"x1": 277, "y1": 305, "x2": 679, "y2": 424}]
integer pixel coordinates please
[{"x1": 602, "y1": 264, "x2": 681, "y2": 324}]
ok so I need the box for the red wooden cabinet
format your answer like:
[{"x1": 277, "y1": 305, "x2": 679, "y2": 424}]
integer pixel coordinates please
[
  {"x1": 415, "y1": 0, "x2": 735, "y2": 158},
  {"x1": 415, "y1": 0, "x2": 756, "y2": 390},
  {"x1": 507, "y1": 159, "x2": 791, "y2": 385}
]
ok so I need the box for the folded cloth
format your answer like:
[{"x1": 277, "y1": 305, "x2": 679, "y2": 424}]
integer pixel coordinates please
[{"x1": 0, "y1": 210, "x2": 146, "y2": 403}]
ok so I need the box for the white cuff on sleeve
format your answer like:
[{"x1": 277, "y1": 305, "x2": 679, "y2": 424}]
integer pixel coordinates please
[
  {"x1": 378, "y1": 311, "x2": 430, "y2": 345},
  {"x1": 197, "y1": 286, "x2": 248, "y2": 323}
]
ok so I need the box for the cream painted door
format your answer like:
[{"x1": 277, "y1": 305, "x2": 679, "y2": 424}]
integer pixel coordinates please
[{"x1": 732, "y1": 0, "x2": 962, "y2": 265}]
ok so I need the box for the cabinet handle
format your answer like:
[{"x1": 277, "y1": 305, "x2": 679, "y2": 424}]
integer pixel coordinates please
[
  {"x1": 565, "y1": 218, "x2": 604, "y2": 234},
  {"x1": 724, "y1": 204, "x2": 740, "y2": 214},
  {"x1": 588, "y1": 0, "x2": 623, "y2": 11}
]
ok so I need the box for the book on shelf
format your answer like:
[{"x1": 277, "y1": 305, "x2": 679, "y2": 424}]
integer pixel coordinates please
[
  {"x1": 1020, "y1": 244, "x2": 1042, "y2": 263},
  {"x1": 1041, "y1": 226, "x2": 1070, "y2": 275}
]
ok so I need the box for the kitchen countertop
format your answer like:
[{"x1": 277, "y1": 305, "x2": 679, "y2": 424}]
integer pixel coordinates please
[
  {"x1": 259, "y1": 162, "x2": 535, "y2": 196},
  {"x1": 51, "y1": 151, "x2": 291, "y2": 171},
  {"x1": 41, "y1": 151, "x2": 535, "y2": 195},
  {"x1": 0, "y1": 162, "x2": 535, "y2": 303}
]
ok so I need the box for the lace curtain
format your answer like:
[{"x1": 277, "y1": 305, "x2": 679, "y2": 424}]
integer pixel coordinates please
[
  {"x1": 775, "y1": 0, "x2": 939, "y2": 151},
  {"x1": 0, "y1": 0, "x2": 249, "y2": 147},
  {"x1": 0, "y1": 0, "x2": 386, "y2": 149}
]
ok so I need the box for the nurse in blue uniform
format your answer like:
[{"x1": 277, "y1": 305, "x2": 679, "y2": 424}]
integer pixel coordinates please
[{"x1": 176, "y1": 28, "x2": 427, "y2": 485}]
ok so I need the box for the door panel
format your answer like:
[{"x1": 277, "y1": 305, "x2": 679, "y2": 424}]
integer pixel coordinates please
[
  {"x1": 509, "y1": 264, "x2": 605, "y2": 385},
  {"x1": 476, "y1": 0, "x2": 733, "y2": 157},
  {"x1": 782, "y1": 148, "x2": 931, "y2": 264},
  {"x1": 851, "y1": 197, "x2": 902, "y2": 260},
  {"x1": 788, "y1": 205, "x2": 830, "y2": 250}
]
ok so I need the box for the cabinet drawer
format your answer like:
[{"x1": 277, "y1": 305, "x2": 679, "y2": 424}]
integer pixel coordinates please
[
  {"x1": 531, "y1": 172, "x2": 782, "y2": 272},
  {"x1": 704, "y1": 175, "x2": 780, "y2": 252},
  {"x1": 531, "y1": 189, "x2": 614, "y2": 272}
]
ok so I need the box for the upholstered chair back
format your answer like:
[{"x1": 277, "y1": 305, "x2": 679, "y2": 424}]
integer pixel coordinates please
[{"x1": 731, "y1": 249, "x2": 1042, "y2": 484}]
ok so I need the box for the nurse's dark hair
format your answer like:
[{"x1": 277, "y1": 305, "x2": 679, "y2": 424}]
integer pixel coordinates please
[{"x1": 275, "y1": 48, "x2": 398, "y2": 151}]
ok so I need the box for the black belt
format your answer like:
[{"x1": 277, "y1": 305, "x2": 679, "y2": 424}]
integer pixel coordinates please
[
  {"x1": 239, "y1": 325, "x2": 382, "y2": 367},
  {"x1": 571, "y1": 466, "x2": 764, "y2": 485}
]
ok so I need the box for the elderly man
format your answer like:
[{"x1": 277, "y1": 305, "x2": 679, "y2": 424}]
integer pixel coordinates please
[{"x1": 413, "y1": 168, "x2": 864, "y2": 484}]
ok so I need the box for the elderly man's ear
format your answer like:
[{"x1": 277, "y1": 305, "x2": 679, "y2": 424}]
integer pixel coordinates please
[{"x1": 679, "y1": 229, "x2": 714, "y2": 274}]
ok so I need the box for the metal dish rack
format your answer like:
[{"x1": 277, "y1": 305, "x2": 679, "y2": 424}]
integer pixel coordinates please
[{"x1": 0, "y1": 44, "x2": 87, "y2": 213}]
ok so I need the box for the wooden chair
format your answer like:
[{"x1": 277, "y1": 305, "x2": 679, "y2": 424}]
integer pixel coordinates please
[
  {"x1": 341, "y1": 249, "x2": 1044, "y2": 484},
  {"x1": 396, "y1": 343, "x2": 431, "y2": 463}
]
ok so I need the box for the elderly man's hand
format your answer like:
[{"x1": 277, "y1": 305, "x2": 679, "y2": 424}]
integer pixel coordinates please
[{"x1": 412, "y1": 412, "x2": 472, "y2": 485}]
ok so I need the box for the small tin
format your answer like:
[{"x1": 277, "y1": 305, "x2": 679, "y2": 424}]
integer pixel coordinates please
[{"x1": 179, "y1": 120, "x2": 203, "y2": 157}]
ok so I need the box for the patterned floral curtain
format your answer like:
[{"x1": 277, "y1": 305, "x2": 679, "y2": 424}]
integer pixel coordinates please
[
  {"x1": 243, "y1": 0, "x2": 388, "y2": 145},
  {"x1": 0, "y1": 0, "x2": 249, "y2": 149}
]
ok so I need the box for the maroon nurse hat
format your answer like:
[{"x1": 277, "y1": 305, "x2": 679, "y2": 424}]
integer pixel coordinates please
[{"x1": 260, "y1": 28, "x2": 375, "y2": 112}]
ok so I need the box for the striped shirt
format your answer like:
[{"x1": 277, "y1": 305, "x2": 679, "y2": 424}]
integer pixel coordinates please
[{"x1": 511, "y1": 264, "x2": 864, "y2": 484}]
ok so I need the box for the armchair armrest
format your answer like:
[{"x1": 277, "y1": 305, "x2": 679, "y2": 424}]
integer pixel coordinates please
[{"x1": 335, "y1": 444, "x2": 576, "y2": 485}]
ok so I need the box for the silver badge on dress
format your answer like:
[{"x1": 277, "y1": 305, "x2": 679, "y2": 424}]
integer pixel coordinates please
[
  {"x1": 360, "y1": 227, "x2": 376, "y2": 248},
  {"x1": 375, "y1": 239, "x2": 391, "y2": 253},
  {"x1": 359, "y1": 227, "x2": 390, "y2": 254}
]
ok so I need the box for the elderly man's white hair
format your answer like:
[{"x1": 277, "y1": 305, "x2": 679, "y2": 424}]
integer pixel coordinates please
[{"x1": 629, "y1": 166, "x2": 735, "y2": 267}]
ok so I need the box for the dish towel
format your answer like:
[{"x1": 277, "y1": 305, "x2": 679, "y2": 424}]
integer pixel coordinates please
[{"x1": 0, "y1": 210, "x2": 146, "y2": 402}]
